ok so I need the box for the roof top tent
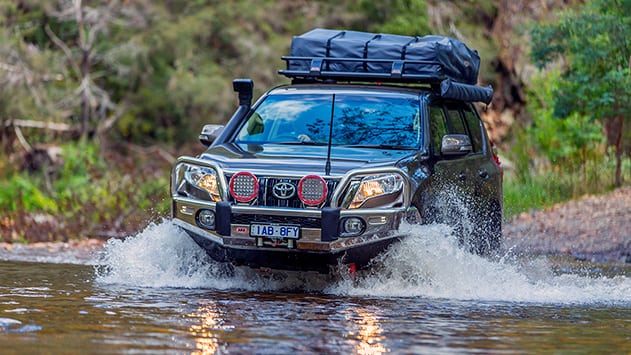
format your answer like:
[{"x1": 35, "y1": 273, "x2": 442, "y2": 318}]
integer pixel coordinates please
[{"x1": 281, "y1": 28, "x2": 493, "y2": 104}]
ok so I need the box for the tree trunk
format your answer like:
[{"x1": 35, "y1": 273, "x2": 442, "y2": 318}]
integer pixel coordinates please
[
  {"x1": 80, "y1": 49, "x2": 90, "y2": 138},
  {"x1": 583, "y1": 146, "x2": 587, "y2": 186},
  {"x1": 614, "y1": 115, "x2": 624, "y2": 187},
  {"x1": 77, "y1": 0, "x2": 91, "y2": 139}
]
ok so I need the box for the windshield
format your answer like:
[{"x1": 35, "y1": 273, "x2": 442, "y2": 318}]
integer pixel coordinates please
[{"x1": 235, "y1": 92, "x2": 422, "y2": 148}]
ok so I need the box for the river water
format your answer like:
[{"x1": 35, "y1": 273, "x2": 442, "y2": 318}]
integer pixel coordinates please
[{"x1": 1, "y1": 222, "x2": 630, "y2": 354}]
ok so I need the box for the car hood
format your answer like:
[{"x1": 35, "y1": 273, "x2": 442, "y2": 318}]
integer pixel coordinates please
[{"x1": 198, "y1": 143, "x2": 416, "y2": 175}]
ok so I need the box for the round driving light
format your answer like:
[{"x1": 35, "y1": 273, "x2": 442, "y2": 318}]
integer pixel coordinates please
[
  {"x1": 229, "y1": 172, "x2": 259, "y2": 202},
  {"x1": 342, "y1": 217, "x2": 365, "y2": 236},
  {"x1": 298, "y1": 175, "x2": 327, "y2": 206},
  {"x1": 197, "y1": 209, "x2": 216, "y2": 229}
]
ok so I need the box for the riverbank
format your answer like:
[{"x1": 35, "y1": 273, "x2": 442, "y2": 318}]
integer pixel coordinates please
[
  {"x1": 504, "y1": 186, "x2": 631, "y2": 264},
  {"x1": 1, "y1": 187, "x2": 629, "y2": 264}
]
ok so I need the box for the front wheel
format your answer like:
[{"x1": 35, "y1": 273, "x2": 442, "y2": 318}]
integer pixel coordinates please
[{"x1": 471, "y1": 200, "x2": 502, "y2": 256}]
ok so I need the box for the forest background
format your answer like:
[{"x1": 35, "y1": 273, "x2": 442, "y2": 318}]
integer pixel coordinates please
[{"x1": 0, "y1": 0, "x2": 629, "y2": 242}]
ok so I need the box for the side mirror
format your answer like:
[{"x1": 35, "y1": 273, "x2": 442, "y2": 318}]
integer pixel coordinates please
[
  {"x1": 199, "y1": 124, "x2": 224, "y2": 147},
  {"x1": 233, "y1": 78, "x2": 253, "y2": 107},
  {"x1": 441, "y1": 134, "x2": 472, "y2": 156}
]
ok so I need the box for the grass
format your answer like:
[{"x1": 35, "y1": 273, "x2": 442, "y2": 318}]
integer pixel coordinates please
[
  {"x1": 503, "y1": 156, "x2": 631, "y2": 219},
  {"x1": 503, "y1": 174, "x2": 572, "y2": 219}
]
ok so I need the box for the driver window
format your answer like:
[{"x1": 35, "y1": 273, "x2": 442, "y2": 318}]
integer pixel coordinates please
[
  {"x1": 236, "y1": 94, "x2": 332, "y2": 144},
  {"x1": 463, "y1": 105, "x2": 484, "y2": 154},
  {"x1": 445, "y1": 105, "x2": 467, "y2": 135},
  {"x1": 429, "y1": 105, "x2": 447, "y2": 156}
]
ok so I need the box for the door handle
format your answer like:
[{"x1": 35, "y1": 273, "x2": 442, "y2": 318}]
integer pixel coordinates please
[{"x1": 478, "y1": 169, "x2": 489, "y2": 179}]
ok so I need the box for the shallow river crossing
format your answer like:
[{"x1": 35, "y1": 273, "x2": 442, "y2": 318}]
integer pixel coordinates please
[{"x1": 1, "y1": 222, "x2": 630, "y2": 354}]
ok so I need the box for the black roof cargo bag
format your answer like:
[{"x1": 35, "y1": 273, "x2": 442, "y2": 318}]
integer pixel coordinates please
[
  {"x1": 405, "y1": 36, "x2": 480, "y2": 85},
  {"x1": 287, "y1": 28, "x2": 481, "y2": 85},
  {"x1": 288, "y1": 29, "x2": 379, "y2": 72},
  {"x1": 365, "y1": 34, "x2": 418, "y2": 73}
]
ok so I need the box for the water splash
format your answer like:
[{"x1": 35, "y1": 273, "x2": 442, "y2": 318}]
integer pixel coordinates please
[
  {"x1": 95, "y1": 221, "x2": 236, "y2": 289},
  {"x1": 95, "y1": 220, "x2": 631, "y2": 304},
  {"x1": 328, "y1": 223, "x2": 631, "y2": 303},
  {"x1": 94, "y1": 220, "x2": 328, "y2": 291}
]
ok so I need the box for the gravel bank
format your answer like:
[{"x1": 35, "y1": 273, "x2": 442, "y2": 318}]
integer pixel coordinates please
[{"x1": 504, "y1": 186, "x2": 631, "y2": 263}]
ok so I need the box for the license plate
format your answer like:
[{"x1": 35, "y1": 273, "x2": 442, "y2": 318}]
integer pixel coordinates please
[{"x1": 250, "y1": 223, "x2": 300, "y2": 239}]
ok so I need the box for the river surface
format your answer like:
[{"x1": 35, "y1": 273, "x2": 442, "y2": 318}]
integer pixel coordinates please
[{"x1": 1, "y1": 222, "x2": 630, "y2": 354}]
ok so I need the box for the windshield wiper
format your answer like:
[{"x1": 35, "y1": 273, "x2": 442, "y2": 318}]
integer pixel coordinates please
[
  {"x1": 342, "y1": 144, "x2": 417, "y2": 150},
  {"x1": 276, "y1": 141, "x2": 329, "y2": 146}
]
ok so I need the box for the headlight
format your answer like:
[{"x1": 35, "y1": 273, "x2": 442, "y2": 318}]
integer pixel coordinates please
[
  {"x1": 184, "y1": 167, "x2": 222, "y2": 202},
  {"x1": 348, "y1": 173, "x2": 404, "y2": 209}
]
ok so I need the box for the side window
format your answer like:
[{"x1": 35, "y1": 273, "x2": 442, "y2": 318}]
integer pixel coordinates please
[
  {"x1": 428, "y1": 105, "x2": 447, "y2": 156},
  {"x1": 462, "y1": 105, "x2": 484, "y2": 154},
  {"x1": 444, "y1": 105, "x2": 467, "y2": 135}
]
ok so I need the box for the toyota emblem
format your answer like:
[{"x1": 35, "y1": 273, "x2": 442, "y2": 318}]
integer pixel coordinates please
[{"x1": 272, "y1": 182, "x2": 296, "y2": 199}]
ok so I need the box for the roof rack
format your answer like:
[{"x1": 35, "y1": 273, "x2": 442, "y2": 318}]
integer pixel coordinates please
[
  {"x1": 279, "y1": 56, "x2": 445, "y2": 84},
  {"x1": 278, "y1": 56, "x2": 494, "y2": 104}
]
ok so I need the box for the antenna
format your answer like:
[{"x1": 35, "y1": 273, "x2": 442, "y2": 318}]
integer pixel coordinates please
[{"x1": 325, "y1": 94, "x2": 335, "y2": 175}]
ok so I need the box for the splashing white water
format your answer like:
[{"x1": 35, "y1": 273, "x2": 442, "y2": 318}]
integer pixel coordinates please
[
  {"x1": 96, "y1": 221, "x2": 239, "y2": 289},
  {"x1": 329, "y1": 223, "x2": 631, "y2": 303},
  {"x1": 94, "y1": 221, "x2": 327, "y2": 291},
  {"x1": 95, "y1": 220, "x2": 631, "y2": 304}
]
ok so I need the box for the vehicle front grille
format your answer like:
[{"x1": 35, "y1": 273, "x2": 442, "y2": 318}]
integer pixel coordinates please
[
  {"x1": 225, "y1": 175, "x2": 338, "y2": 208},
  {"x1": 260, "y1": 177, "x2": 303, "y2": 208}
]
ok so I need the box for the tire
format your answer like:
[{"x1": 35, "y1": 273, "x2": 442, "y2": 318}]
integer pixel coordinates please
[
  {"x1": 471, "y1": 200, "x2": 502, "y2": 256},
  {"x1": 417, "y1": 195, "x2": 502, "y2": 256}
]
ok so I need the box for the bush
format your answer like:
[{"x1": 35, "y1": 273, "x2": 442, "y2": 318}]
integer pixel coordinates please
[{"x1": 0, "y1": 142, "x2": 171, "y2": 242}]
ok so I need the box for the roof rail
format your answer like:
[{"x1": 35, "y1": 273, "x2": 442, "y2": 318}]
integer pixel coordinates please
[{"x1": 279, "y1": 56, "x2": 445, "y2": 84}]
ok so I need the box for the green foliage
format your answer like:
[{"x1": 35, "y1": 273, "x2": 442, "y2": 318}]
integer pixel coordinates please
[
  {"x1": 0, "y1": 174, "x2": 58, "y2": 212},
  {"x1": 0, "y1": 142, "x2": 170, "y2": 239},
  {"x1": 526, "y1": 71, "x2": 604, "y2": 169},
  {"x1": 531, "y1": 0, "x2": 631, "y2": 121},
  {"x1": 111, "y1": 0, "x2": 313, "y2": 144},
  {"x1": 506, "y1": 63, "x2": 629, "y2": 217},
  {"x1": 357, "y1": 0, "x2": 430, "y2": 35},
  {"x1": 528, "y1": 0, "x2": 631, "y2": 187},
  {"x1": 507, "y1": 67, "x2": 620, "y2": 208}
]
